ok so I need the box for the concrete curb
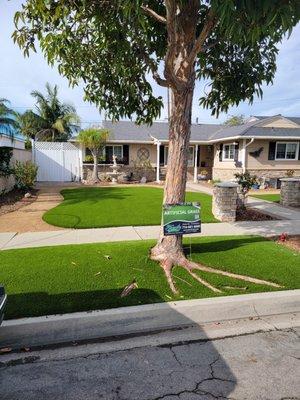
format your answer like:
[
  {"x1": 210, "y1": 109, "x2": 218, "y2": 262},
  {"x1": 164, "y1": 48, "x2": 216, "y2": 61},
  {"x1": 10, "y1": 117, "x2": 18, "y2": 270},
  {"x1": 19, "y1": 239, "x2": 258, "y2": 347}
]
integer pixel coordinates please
[{"x1": 1, "y1": 290, "x2": 299, "y2": 350}]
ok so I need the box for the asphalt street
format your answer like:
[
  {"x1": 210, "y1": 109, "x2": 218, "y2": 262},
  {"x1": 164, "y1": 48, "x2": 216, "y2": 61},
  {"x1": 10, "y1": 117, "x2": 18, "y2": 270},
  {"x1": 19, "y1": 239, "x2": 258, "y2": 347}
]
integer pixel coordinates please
[{"x1": 0, "y1": 328, "x2": 299, "y2": 400}]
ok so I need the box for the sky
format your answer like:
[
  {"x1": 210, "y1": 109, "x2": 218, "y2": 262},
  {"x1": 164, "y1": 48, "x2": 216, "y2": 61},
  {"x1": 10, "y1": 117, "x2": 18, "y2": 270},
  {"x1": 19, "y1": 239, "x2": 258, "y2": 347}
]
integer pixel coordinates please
[{"x1": 1, "y1": 1, "x2": 300, "y2": 126}]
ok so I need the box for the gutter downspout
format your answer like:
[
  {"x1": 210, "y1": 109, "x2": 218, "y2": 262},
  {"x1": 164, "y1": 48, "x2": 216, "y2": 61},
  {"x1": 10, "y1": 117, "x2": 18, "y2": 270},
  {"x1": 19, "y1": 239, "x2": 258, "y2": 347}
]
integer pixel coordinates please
[{"x1": 242, "y1": 137, "x2": 254, "y2": 173}]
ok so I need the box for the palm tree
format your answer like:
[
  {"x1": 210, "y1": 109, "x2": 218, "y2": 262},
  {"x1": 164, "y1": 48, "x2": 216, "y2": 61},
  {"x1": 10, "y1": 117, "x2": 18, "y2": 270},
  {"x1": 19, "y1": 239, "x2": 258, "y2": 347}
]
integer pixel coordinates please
[
  {"x1": 21, "y1": 83, "x2": 80, "y2": 141},
  {"x1": 0, "y1": 99, "x2": 19, "y2": 139},
  {"x1": 78, "y1": 128, "x2": 110, "y2": 183}
]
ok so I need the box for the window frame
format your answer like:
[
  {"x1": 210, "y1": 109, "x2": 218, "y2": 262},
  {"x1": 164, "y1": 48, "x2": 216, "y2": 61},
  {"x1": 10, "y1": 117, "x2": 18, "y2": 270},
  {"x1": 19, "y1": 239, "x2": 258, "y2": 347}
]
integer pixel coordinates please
[
  {"x1": 222, "y1": 143, "x2": 236, "y2": 161},
  {"x1": 275, "y1": 141, "x2": 299, "y2": 161},
  {"x1": 103, "y1": 145, "x2": 124, "y2": 161},
  {"x1": 164, "y1": 145, "x2": 195, "y2": 167}
]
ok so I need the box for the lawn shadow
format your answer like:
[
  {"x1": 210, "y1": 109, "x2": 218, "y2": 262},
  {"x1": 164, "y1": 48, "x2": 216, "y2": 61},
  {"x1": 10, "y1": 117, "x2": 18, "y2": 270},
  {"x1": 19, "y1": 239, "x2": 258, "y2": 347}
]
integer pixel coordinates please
[
  {"x1": 59, "y1": 187, "x2": 139, "y2": 206},
  {"x1": 0, "y1": 288, "x2": 237, "y2": 399}
]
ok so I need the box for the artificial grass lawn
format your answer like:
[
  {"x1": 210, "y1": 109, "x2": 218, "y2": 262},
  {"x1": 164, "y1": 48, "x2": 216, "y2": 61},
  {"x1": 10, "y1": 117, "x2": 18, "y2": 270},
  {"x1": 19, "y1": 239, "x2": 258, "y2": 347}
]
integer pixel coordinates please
[
  {"x1": 251, "y1": 193, "x2": 280, "y2": 203},
  {"x1": 1, "y1": 235, "x2": 299, "y2": 319},
  {"x1": 43, "y1": 186, "x2": 217, "y2": 228}
]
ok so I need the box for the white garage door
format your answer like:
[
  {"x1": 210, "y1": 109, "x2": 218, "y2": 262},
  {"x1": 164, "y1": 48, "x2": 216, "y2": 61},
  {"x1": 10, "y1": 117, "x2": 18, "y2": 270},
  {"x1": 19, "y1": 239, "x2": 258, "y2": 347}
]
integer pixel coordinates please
[{"x1": 33, "y1": 142, "x2": 81, "y2": 182}]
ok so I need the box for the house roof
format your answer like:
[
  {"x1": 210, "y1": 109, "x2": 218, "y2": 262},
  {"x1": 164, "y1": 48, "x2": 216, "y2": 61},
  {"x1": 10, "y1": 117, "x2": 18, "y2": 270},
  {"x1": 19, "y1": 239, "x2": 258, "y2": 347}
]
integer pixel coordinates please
[
  {"x1": 72, "y1": 115, "x2": 300, "y2": 144},
  {"x1": 101, "y1": 120, "x2": 223, "y2": 143},
  {"x1": 251, "y1": 115, "x2": 300, "y2": 126}
]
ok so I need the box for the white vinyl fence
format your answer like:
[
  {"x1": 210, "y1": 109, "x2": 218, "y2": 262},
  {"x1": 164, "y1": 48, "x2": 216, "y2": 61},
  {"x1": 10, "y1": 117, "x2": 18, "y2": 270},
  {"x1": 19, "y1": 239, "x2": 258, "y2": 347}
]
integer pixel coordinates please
[{"x1": 33, "y1": 142, "x2": 81, "y2": 182}]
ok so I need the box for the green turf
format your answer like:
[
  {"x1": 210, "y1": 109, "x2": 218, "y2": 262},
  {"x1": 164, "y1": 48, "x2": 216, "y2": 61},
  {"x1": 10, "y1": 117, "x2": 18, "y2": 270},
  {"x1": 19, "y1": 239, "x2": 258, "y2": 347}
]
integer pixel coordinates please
[
  {"x1": 251, "y1": 193, "x2": 280, "y2": 203},
  {"x1": 43, "y1": 186, "x2": 217, "y2": 228},
  {"x1": 1, "y1": 235, "x2": 299, "y2": 319}
]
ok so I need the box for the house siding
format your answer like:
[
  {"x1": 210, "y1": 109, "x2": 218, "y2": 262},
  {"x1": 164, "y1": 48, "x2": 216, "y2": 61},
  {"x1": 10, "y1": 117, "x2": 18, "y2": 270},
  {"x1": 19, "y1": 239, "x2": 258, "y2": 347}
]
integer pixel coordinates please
[{"x1": 246, "y1": 139, "x2": 300, "y2": 171}]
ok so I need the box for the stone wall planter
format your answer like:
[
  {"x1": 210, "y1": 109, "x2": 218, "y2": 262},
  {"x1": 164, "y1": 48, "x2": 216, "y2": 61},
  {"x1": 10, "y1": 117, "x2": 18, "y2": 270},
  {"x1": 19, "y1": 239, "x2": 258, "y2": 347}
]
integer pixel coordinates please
[
  {"x1": 280, "y1": 177, "x2": 300, "y2": 207},
  {"x1": 212, "y1": 182, "x2": 238, "y2": 222}
]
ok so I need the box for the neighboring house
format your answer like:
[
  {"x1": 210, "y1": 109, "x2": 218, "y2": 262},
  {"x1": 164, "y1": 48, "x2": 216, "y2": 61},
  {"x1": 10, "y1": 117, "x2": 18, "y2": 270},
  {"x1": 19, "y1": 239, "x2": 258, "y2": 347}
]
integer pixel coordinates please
[
  {"x1": 71, "y1": 114, "x2": 300, "y2": 187},
  {"x1": 0, "y1": 129, "x2": 26, "y2": 150}
]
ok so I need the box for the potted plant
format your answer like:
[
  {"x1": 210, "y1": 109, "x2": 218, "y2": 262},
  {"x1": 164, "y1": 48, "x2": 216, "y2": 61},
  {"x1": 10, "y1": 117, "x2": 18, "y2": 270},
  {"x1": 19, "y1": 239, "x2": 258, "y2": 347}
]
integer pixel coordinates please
[{"x1": 198, "y1": 169, "x2": 208, "y2": 180}]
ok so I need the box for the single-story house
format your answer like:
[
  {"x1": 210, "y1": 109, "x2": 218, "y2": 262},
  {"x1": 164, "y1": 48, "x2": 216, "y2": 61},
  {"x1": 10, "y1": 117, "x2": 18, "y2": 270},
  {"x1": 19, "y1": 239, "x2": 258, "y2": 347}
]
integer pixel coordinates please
[{"x1": 72, "y1": 114, "x2": 300, "y2": 187}]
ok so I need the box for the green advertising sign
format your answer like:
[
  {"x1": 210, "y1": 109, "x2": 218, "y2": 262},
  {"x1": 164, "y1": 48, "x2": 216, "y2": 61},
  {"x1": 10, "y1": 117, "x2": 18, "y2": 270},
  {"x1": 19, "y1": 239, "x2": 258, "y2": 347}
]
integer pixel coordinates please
[{"x1": 163, "y1": 202, "x2": 201, "y2": 236}]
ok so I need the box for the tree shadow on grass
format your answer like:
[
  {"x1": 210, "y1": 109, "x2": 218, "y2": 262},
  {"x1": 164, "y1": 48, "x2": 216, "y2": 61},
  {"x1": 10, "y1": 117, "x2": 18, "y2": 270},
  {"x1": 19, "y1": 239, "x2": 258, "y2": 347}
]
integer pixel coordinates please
[
  {"x1": 0, "y1": 288, "x2": 237, "y2": 399},
  {"x1": 184, "y1": 235, "x2": 265, "y2": 255}
]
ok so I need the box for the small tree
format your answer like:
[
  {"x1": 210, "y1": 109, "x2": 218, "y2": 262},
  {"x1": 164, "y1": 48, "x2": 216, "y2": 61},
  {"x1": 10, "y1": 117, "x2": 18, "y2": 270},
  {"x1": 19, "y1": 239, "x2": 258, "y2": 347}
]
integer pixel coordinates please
[
  {"x1": 234, "y1": 171, "x2": 258, "y2": 208},
  {"x1": 78, "y1": 128, "x2": 110, "y2": 183},
  {"x1": 224, "y1": 114, "x2": 246, "y2": 126}
]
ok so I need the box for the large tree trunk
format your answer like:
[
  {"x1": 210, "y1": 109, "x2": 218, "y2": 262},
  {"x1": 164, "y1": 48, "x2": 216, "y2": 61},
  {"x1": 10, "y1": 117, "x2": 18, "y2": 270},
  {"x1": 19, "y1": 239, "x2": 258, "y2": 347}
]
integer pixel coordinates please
[
  {"x1": 151, "y1": 85, "x2": 194, "y2": 261},
  {"x1": 149, "y1": 1, "x2": 281, "y2": 295}
]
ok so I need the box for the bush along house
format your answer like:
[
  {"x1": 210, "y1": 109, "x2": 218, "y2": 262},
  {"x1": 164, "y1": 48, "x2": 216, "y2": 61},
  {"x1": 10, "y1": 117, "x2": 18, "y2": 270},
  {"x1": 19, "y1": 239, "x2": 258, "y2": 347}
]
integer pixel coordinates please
[{"x1": 71, "y1": 115, "x2": 300, "y2": 188}]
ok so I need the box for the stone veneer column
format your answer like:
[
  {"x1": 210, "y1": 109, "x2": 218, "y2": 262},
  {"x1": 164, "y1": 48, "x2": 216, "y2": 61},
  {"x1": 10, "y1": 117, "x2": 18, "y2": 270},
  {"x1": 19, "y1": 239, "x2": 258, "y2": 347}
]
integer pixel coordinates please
[
  {"x1": 280, "y1": 178, "x2": 300, "y2": 207},
  {"x1": 212, "y1": 182, "x2": 238, "y2": 222}
]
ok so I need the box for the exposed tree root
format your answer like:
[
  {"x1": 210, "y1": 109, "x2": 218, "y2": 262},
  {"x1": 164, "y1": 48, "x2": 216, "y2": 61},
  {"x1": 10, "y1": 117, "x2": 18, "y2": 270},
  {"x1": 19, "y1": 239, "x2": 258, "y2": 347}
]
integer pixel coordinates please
[{"x1": 151, "y1": 248, "x2": 283, "y2": 295}]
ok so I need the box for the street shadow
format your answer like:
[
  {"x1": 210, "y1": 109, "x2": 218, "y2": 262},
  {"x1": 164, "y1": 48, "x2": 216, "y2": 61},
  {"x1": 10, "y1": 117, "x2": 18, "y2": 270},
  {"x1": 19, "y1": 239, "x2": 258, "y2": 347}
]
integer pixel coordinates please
[{"x1": 0, "y1": 288, "x2": 237, "y2": 399}]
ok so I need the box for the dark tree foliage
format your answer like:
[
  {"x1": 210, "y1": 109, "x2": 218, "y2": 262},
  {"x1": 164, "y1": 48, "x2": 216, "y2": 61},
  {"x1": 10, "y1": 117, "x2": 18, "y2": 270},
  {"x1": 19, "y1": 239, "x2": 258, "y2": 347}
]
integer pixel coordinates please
[{"x1": 13, "y1": 1, "x2": 300, "y2": 123}]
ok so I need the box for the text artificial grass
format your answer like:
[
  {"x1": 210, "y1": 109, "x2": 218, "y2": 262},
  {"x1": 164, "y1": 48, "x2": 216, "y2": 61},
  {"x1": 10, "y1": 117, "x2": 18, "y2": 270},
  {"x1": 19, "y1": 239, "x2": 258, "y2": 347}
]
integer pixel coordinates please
[
  {"x1": 1, "y1": 235, "x2": 299, "y2": 319},
  {"x1": 251, "y1": 193, "x2": 280, "y2": 203},
  {"x1": 43, "y1": 186, "x2": 217, "y2": 228}
]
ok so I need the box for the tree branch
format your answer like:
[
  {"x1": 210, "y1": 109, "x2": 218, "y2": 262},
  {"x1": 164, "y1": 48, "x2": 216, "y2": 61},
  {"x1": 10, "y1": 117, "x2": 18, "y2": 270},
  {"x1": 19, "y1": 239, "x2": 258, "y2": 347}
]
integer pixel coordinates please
[
  {"x1": 187, "y1": 9, "x2": 217, "y2": 64},
  {"x1": 152, "y1": 71, "x2": 169, "y2": 87},
  {"x1": 141, "y1": 5, "x2": 166, "y2": 24}
]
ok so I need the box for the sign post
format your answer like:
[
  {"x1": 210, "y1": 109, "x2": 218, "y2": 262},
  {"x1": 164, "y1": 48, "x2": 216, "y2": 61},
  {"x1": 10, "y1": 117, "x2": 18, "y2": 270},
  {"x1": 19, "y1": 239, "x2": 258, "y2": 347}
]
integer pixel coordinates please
[{"x1": 163, "y1": 202, "x2": 201, "y2": 236}]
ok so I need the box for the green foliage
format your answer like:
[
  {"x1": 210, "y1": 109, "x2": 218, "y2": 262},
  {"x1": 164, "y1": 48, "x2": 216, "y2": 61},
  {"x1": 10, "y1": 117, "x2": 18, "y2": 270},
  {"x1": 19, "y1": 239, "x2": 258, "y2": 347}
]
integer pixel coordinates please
[
  {"x1": 78, "y1": 128, "x2": 110, "y2": 157},
  {"x1": 235, "y1": 171, "x2": 258, "y2": 193},
  {"x1": 15, "y1": 110, "x2": 43, "y2": 140},
  {"x1": 0, "y1": 147, "x2": 13, "y2": 177},
  {"x1": 13, "y1": 1, "x2": 299, "y2": 121},
  {"x1": 13, "y1": 160, "x2": 38, "y2": 190},
  {"x1": 84, "y1": 155, "x2": 94, "y2": 163},
  {"x1": 223, "y1": 114, "x2": 246, "y2": 126},
  {"x1": 16, "y1": 83, "x2": 80, "y2": 141},
  {"x1": 0, "y1": 99, "x2": 19, "y2": 139}
]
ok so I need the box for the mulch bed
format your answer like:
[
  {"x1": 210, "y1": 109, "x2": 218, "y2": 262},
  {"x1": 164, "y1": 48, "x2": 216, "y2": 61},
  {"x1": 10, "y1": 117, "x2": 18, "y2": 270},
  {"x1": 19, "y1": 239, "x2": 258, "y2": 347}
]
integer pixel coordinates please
[
  {"x1": 236, "y1": 207, "x2": 277, "y2": 221},
  {"x1": 0, "y1": 188, "x2": 38, "y2": 216}
]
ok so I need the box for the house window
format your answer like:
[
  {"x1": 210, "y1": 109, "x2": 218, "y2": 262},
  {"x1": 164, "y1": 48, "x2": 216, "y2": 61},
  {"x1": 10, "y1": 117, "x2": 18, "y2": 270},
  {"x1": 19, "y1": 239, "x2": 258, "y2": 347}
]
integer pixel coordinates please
[
  {"x1": 164, "y1": 146, "x2": 195, "y2": 166},
  {"x1": 223, "y1": 144, "x2": 235, "y2": 160},
  {"x1": 105, "y1": 145, "x2": 123, "y2": 162},
  {"x1": 275, "y1": 142, "x2": 298, "y2": 160}
]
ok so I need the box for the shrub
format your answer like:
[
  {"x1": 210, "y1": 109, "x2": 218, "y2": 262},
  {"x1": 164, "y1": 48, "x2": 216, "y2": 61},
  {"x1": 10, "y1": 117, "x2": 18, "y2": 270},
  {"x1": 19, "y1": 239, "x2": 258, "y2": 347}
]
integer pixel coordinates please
[
  {"x1": 13, "y1": 160, "x2": 38, "y2": 190},
  {"x1": 234, "y1": 171, "x2": 258, "y2": 194},
  {"x1": 84, "y1": 155, "x2": 94, "y2": 163},
  {"x1": 0, "y1": 148, "x2": 13, "y2": 177}
]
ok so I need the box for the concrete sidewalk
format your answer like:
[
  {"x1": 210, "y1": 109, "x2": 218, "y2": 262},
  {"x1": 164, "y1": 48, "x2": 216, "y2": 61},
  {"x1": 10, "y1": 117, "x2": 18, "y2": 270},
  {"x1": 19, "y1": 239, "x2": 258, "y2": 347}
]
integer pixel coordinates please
[
  {"x1": 1, "y1": 219, "x2": 300, "y2": 249},
  {"x1": 1, "y1": 289, "x2": 299, "y2": 350}
]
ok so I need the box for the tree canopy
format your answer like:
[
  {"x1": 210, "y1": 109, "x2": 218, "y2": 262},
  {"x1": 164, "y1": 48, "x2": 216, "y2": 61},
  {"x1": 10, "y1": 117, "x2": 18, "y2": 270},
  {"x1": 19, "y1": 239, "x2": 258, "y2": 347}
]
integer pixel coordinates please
[
  {"x1": 78, "y1": 127, "x2": 110, "y2": 182},
  {"x1": 17, "y1": 83, "x2": 80, "y2": 141},
  {"x1": 223, "y1": 114, "x2": 246, "y2": 126},
  {"x1": 13, "y1": 1, "x2": 300, "y2": 124},
  {"x1": 77, "y1": 128, "x2": 110, "y2": 155},
  {"x1": 0, "y1": 98, "x2": 18, "y2": 138}
]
